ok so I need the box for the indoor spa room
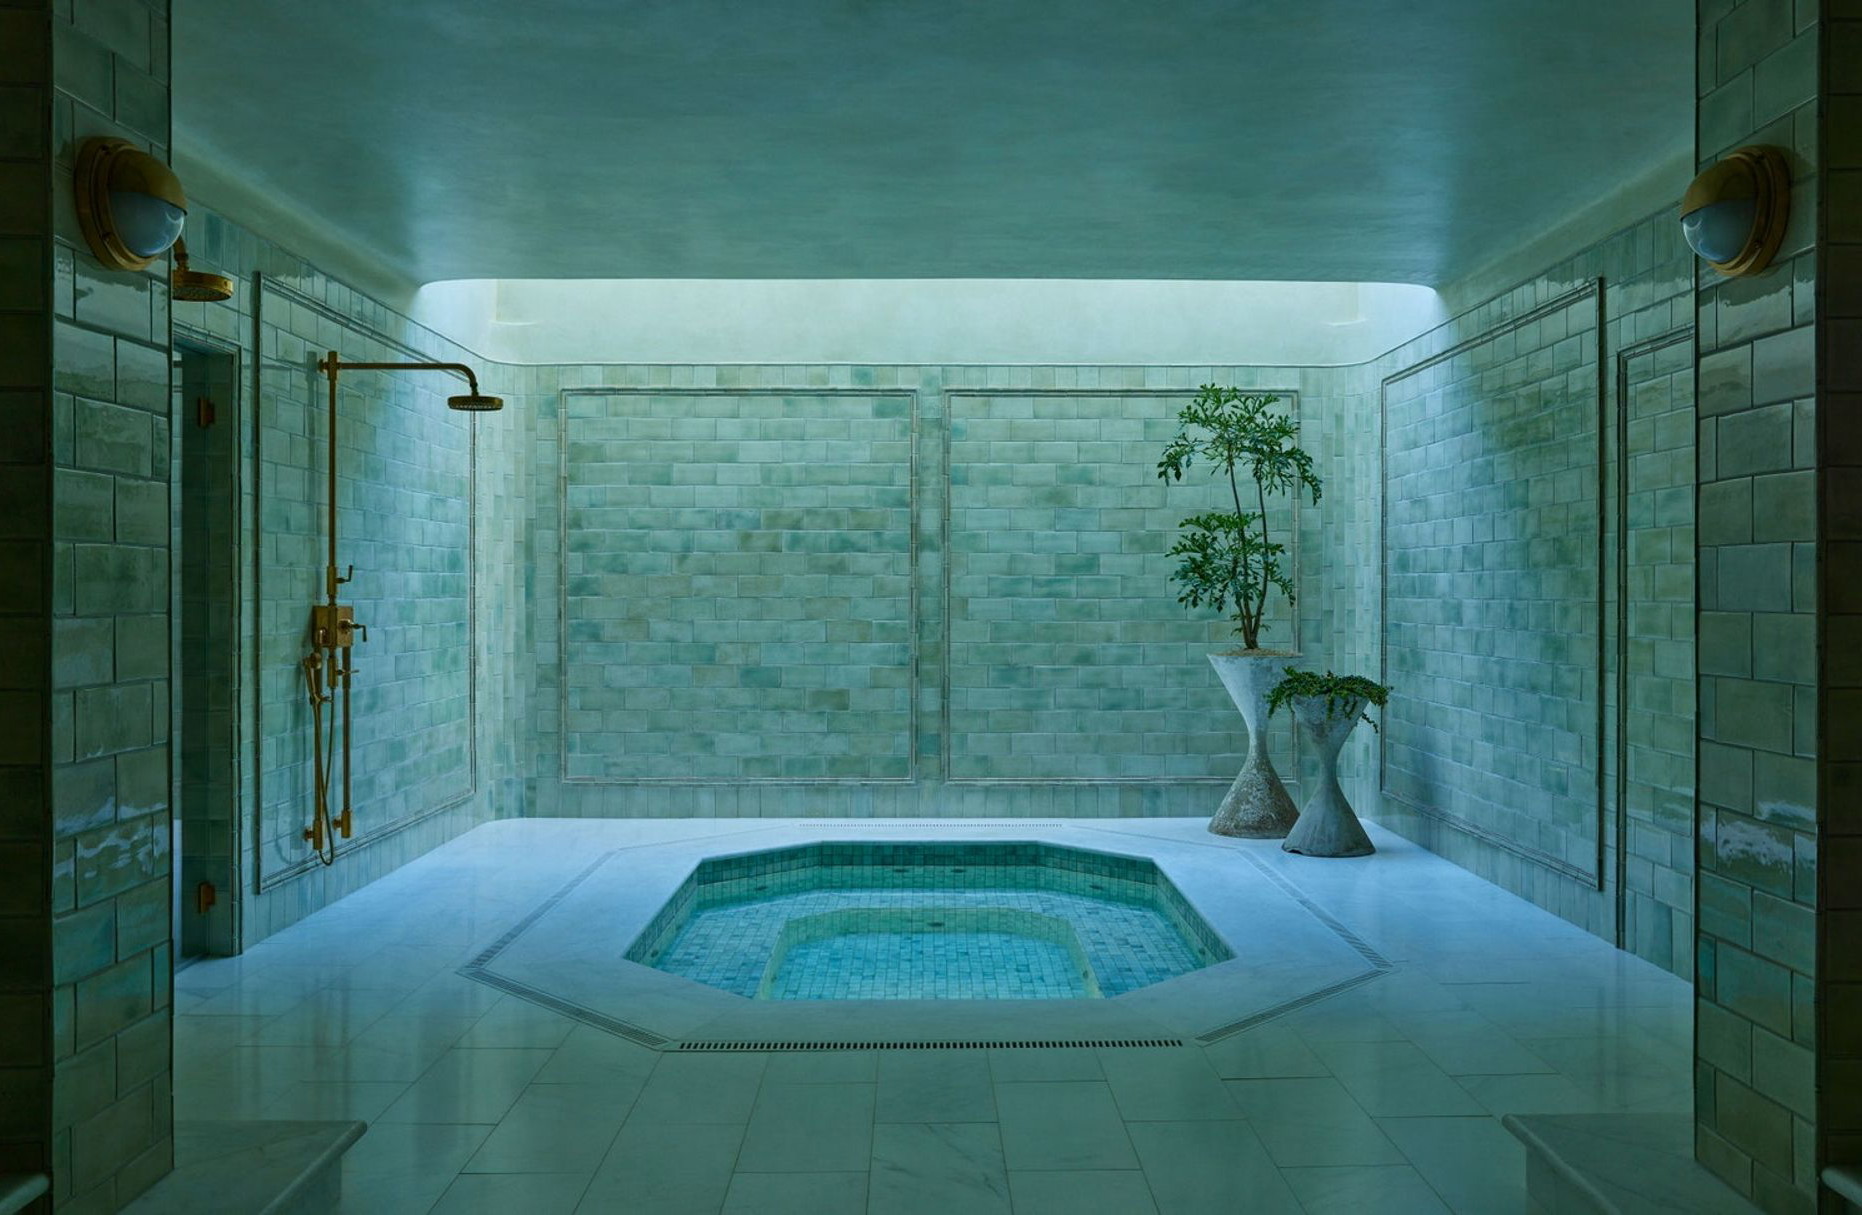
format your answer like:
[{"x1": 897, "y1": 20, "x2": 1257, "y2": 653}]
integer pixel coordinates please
[{"x1": 1, "y1": 2, "x2": 1858, "y2": 1214}]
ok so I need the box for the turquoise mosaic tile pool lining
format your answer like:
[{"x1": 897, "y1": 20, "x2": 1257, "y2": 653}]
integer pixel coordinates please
[{"x1": 627, "y1": 842, "x2": 1228, "y2": 1000}]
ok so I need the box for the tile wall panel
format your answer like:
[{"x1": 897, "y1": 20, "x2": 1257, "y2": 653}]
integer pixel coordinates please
[
  {"x1": 559, "y1": 388, "x2": 915, "y2": 782},
  {"x1": 161, "y1": 211, "x2": 532, "y2": 948},
  {"x1": 1364, "y1": 211, "x2": 1696, "y2": 957},
  {"x1": 944, "y1": 388, "x2": 1291, "y2": 782},
  {"x1": 1692, "y1": 2, "x2": 1824, "y2": 1211},
  {"x1": 1380, "y1": 285, "x2": 1608, "y2": 883}
]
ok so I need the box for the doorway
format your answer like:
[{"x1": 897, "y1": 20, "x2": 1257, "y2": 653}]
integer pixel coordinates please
[{"x1": 172, "y1": 340, "x2": 240, "y2": 959}]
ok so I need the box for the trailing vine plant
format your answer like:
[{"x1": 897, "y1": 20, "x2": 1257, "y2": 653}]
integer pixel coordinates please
[
  {"x1": 1267, "y1": 668, "x2": 1392, "y2": 732},
  {"x1": 1157, "y1": 386, "x2": 1321, "y2": 651}
]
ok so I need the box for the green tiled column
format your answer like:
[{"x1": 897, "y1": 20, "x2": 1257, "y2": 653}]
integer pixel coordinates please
[
  {"x1": 1691, "y1": 2, "x2": 1830, "y2": 1211},
  {"x1": 1817, "y1": 1, "x2": 1862, "y2": 1199},
  {"x1": 0, "y1": 0, "x2": 177, "y2": 1210}
]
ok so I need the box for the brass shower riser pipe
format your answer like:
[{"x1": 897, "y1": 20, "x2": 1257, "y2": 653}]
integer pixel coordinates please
[{"x1": 304, "y1": 352, "x2": 500, "y2": 865}]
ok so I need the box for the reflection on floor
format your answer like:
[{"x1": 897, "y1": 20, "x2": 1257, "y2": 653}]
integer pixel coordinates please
[{"x1": 173, "y1": 819, "x2": 1691, "y2": 1215}]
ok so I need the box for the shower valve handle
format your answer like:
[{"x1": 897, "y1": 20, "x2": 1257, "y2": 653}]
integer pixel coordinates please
[{"x1": 340, "y1": 618, "x2": 368, "y2": 643}]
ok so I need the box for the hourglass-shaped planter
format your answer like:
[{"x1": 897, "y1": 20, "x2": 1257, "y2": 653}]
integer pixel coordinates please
[
  {"x1": 1206, "y1": 654, "x2": 1301, "y2": 838},
  {"x1": 1281, "y1": 695, "x2": 1376, "y2": 857}
]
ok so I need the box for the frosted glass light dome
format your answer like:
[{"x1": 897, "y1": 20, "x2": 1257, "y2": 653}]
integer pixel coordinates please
[
  {"x1": 1681, "y1": 197, "x2": 1757, "y2": 265},
  {"x1": 108, "y1": 190, "x2": 186, "y2": 257}
]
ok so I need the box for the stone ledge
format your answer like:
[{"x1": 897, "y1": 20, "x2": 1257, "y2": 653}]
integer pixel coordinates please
[
  {"x1": 0, "y1": 1174, "x2": 48, "y2": 1215},
  {"x1": 1504, "y1": 1113, "x2": 1761, "y2": 1215},
  {"x1": 1824, "y1": 1167, "x2": 1862, "y2": 1211},
  {"x1": 121, "y1": 1121, "x2": 366, "y2": 1215}
]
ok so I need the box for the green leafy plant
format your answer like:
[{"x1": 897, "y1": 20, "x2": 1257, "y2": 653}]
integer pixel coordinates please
[
  {"x1": 1267, "y1": 668, "x2": 1392, "y2": 732},
  {"x1": 1157, "y1": 386, "x2": 1321, "y2": 650}
]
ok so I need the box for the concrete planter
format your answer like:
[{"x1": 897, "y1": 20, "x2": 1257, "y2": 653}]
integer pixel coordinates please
[
  {"x1": 1282, "y1": 694, "x2": 1375, "y2": 857},
  {"x1": 1207, "y1": 653, "x2": 1300, "y2": 838}
]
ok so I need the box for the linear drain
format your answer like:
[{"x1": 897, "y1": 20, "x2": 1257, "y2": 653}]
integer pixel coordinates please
[
  {"x1": 677, "y1": 1037, "x2": 1183, "y2": 1052},
  {"x1": 797, "y1": 822, "x2": 1071, "y2": 829}
]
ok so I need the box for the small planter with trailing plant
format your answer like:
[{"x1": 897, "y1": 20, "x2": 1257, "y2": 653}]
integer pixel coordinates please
[
  {"x1": 1157, "y1": 385, "x2": 1321, "y2": 839},
  {"x1": 1268, "y1": 669, "x2": 1391, "y2": 857}
]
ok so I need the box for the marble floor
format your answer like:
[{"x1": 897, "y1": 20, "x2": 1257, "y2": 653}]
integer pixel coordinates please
[{"x1": 172, "y1": 818, "x2": 1693, "y2": 1215}]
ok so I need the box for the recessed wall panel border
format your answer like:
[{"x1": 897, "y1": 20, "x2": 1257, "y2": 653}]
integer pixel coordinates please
[
  {"x1": 555, "y1": 386, "x2": 921, "y2": 785},
  {"x1": 1377, "y1": 281, "x2": 1607, "y2": 888}
]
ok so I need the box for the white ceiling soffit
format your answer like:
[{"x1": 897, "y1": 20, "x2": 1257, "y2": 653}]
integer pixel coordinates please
[{"x1": 174, "y1": 0, "x2": 1692, "y2": 288}]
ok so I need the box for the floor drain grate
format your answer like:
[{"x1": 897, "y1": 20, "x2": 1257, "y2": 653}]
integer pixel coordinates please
[{"x1": 676, "y1": 1038, "x2": 1184, "y2": 1052}]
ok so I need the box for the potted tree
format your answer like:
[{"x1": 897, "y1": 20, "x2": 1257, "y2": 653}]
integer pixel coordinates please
[
  {"x1": 1157, "y1": 386, "x2": 1321, "y2": 838},
  {"x1": 1268, "y1": 669, "x2": 1391, "y2": 857}
]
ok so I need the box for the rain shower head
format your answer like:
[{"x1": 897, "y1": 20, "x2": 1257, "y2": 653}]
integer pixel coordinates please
[
  {"x1": 316, "y1": 352, "x2": 504, "y2": 413},
  {"x1": 447, "y1": 392, "x2": 504, "y2": 412},
  {"x1": 171, "y1": 238, "x2": 234, "y2": 302}
]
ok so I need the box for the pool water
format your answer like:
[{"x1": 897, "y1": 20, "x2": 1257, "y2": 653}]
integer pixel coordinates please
[{"x1": 626, "y1": 842, "x2": 1228, "y2": 1000}]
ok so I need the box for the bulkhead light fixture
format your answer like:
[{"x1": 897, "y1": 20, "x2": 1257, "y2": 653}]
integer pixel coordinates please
[
  {"x1": 1679, "y1": 145, "x2": 1791, "y2": 277},
  {"x1": 74, "y1": 137, "x2": 188, "y2": 271}
]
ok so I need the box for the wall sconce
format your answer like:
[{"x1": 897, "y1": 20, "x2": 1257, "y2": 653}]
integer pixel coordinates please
[
  {"x1": 73, "y1": 137, "x2": 188, "y2": 271},
  {"x1": 1679, "y1": 145, "x2": 1791, "y2": 277}
]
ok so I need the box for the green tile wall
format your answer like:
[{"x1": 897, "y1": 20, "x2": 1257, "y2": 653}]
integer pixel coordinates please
[
  {"x1": 945, "y1": 388, "x2": 1293, "y2": 782},
  {"x1": 1382, "y1": 286, "x2": 1609, "y2": 882},
  {"x1": 529, "y1": 364, "x2": 1321, "y2": 819},
  {"x1": 1691, "y1": 2, "x2": 1825, "y2": 1210},
  {"x1": 30, "y1": 0, "x2": 178, "y2": 1209},
  {"x1": 560, "y1": 388, "x2": 915, "y2": 781},
  {"x1": 158, "y1": 210, "x2": 532, "y2": 947},
  {"x1": 1363, "y1": 211, "x2": 1697, "y2": 962}
]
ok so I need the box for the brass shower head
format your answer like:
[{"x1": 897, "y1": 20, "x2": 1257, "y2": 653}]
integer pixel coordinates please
[
  {"x1": 171, "y1": 238, "x2": 234, "y2": 302},
  {"x1": 317, "y1": 352, "x2": 504, "y2": 413}
]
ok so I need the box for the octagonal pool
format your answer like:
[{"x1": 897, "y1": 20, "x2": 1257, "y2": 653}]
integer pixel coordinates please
[{"x1": 625, "y1": 842, "x2": 1232, "y2": 1000}]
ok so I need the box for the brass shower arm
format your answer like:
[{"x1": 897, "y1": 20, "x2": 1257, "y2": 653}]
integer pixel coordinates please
[{"x1": 317, "y1": 354, "x2": 483, "y2": 395}]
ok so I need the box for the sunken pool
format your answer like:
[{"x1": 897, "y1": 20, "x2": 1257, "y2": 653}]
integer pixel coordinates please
[{"x1": 625, "y1": 842, "x2": 1231, "y2": 1000}]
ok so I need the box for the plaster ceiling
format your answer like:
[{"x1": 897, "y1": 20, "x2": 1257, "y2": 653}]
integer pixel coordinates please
[{"x1": 173, "y1": 0, "x2": 1692, "y2": 289}]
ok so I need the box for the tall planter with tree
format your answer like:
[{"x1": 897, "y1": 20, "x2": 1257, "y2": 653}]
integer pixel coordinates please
[{"x1": 1158, "y1": 386, "x2": 1321, "y2": 837}]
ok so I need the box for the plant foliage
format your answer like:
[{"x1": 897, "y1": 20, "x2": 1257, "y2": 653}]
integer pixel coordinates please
[
  {"x1": 1157, "y1": 386, "x2": 1321, "y2": 649},
  {"x1": 1267, "y1": 668, "x2": 1392, "y2": 732}
]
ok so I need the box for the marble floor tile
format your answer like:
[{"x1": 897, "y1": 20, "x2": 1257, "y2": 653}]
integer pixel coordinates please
[
  {"x1": 762, "y1": 1049, "x2": 878, "y2": 1084},
  {"x1": 463, "y1": 1082, "x2": 635, "y2": 1174},
  {"x1": 1007, "y1": 1169, "x2": 1159, "y2": 1215},
  {"x1": 1377, "y1": 1115, "x2": 1529, "y2": 1215},
  {"x1": 875, "y1": 1050, "x2": 996, "y2": 1123},
  {"x1": 531, "y1": 1025, "x2": 660, "y2": 1087},
  {"x1": 1306, "y1": 1039, "x2": 1487, "y2": 1117},
  {"x1": 430, "y1": 1172, "x2": 590, "y2": 1214},
  {"x1": 1223, "y1": 1078, "x2": 1406, "y2": 1168},
  {"x1": 986, "y1": 1046, "x2": 1103, "y2": 1083},
  {"x1": 993, "y1": 1081, "x2": 1139, "y2": 1171},
  {"x1": 1126, "y1": 1120, "x2": 1302, "y2": 1215},
  {"x1": 577, "y1": 1121, "x2": 743, "y2": 1215},
  {"x1": 1281, "y1": 1163, "x2": 1453, "y2": 1214},
  {"x1": 1096, "y1": 1047, "x2": 1241, "y2": 1121},
  {"x1": 627, "y1": 1052, "x2": 768, "y2": 1125},
  {"x1": 334, "y1": 1122, "x2": 492, "y2": 1215},
  {"x1": 172, "y1": 819, "x2": 1698, "y2": 1215},
  {"x1": 377, "y1": 1047, "x2": 554, "y2": 1124},
  {"x1": 454, "y1": 998, "x2": 580, "y2": 1050},
  {"x1": 1199, "y1": 1025, "x2": 1329, "y2": 1080},
  {"x1": 735, "y1": 1081, "x2": 876, "y2": 1173},
  {"x1": 720, "y1": 1171, "x2": 867, "y2": 1215},
  {"x1": 867, "y1": 1122, "x2": 1010, "y2": 1215},
  {"x1": 258, "y1": 1080, "x2": 409, "y2": 1122}
]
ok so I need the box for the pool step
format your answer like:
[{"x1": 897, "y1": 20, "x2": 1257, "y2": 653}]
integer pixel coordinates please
[
  {"x1": 120, "y1": 1121, "x2": 365, "y2": 1215},
  {"x1": 1504, "y1": 1114, "x2": 1761, "y2": 1214},
  {"x1": 0, "y1": 1174, "x2": 48, "y2": 1215}
]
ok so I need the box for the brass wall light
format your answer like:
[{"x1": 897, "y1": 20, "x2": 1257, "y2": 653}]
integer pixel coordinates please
[
  {"x1": 74, "y1": 136, "x2": 189, "y2": 270},
  {"x1": 1679, "y1": 145, "x2": 1791, "y2": 277}
]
